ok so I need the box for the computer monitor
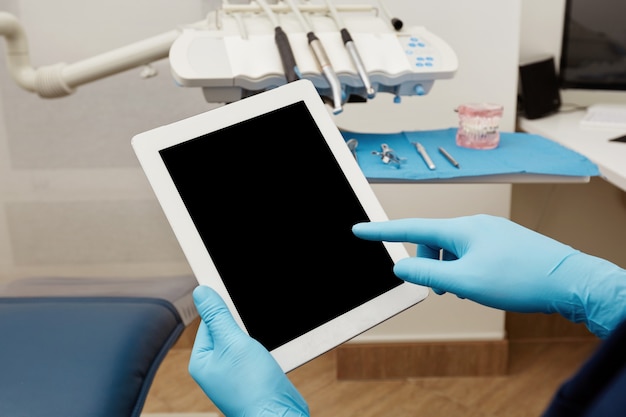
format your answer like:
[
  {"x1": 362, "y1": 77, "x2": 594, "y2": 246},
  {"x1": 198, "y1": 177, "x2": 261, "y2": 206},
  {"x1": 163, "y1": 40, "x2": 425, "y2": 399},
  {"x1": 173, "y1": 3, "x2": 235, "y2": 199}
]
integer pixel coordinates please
[{"x1": 558, "y1": 0, "x2": 626, "y2": 93}]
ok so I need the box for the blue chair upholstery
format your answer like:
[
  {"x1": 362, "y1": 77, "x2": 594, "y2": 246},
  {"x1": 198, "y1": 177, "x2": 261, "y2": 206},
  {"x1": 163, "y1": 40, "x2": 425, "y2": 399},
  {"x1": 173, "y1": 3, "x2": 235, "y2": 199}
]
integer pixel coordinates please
[{"x1": 0, "y1": 296, "x2": 186, "y2": 417}]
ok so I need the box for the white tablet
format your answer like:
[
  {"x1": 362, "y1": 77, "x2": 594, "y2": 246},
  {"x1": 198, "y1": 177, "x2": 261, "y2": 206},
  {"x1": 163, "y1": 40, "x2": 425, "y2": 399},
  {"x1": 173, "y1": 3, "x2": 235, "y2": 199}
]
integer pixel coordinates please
[{"x1": 131, "y1": 79, "x2": 428, "y2": 372}]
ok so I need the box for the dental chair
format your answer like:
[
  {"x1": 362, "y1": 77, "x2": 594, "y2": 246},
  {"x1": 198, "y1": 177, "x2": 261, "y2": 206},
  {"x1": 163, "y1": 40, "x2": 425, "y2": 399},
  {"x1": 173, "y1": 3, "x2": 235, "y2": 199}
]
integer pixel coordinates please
[{"x1": 0, "y1": 275, "x2": 198, "y2": 417}]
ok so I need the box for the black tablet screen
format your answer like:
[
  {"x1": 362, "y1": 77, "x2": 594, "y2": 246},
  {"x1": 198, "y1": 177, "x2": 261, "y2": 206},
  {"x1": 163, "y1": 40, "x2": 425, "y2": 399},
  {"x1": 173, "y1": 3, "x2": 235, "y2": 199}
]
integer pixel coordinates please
[{"x1": 160, "y1": 101, "x2": 402, "y2": 351}]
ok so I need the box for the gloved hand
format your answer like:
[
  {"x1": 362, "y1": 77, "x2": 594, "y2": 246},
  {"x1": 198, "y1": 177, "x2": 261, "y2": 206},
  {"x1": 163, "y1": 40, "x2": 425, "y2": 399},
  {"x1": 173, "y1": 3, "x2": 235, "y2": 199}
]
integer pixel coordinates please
[
  {"x1": 189, "y1": 285, "x2": 310, "y2": 417},
  {"x1": 352, "y1": 214, "x2": 626, "y2": 339}
]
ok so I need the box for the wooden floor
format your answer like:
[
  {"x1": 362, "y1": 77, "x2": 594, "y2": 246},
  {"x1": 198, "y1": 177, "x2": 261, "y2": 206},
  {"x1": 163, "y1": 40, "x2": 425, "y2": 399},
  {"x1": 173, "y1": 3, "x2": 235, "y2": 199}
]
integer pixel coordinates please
[{"x1": 143, "y1": 338, "x2": 600, "y2": 417}]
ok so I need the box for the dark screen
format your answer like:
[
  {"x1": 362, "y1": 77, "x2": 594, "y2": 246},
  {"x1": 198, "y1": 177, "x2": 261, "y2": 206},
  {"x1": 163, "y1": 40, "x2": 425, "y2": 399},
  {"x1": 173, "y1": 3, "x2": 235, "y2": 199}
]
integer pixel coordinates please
[
  {"x1": 559, "y1": 0, "x2": 626, "y2": 91},
  {"x1": 159, "y1": 101, "x2": 402, "y2": 351}
]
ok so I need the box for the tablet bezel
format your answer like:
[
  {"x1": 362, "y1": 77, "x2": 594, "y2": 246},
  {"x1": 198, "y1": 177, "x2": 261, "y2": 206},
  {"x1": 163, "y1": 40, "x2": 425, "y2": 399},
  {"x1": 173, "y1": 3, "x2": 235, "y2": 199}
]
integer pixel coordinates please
[{"x1": 131, "y1": 79, "x2": 428, "y2": 372}]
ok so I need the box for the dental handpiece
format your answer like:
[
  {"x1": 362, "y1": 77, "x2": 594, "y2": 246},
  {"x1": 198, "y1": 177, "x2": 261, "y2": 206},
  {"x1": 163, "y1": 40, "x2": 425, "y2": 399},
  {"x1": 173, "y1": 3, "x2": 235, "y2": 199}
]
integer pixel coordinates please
[
  {"x1": 256, "y1": 0, "x2": 300, "y2": 83},
  {"x1": 340, "y1": 29, "x2": 375, "y2": 99},
  {"x1": 275, "y1": 27, "x2": 300, "y2": 83},
  {"x1": 285, "y1": 0, "x2": 342, "y2": 114},
  {"x1": 324, "y1": 0, "x2": 374, "y2": 99},
  {"x1": 307, "y1": 32, "x2": 343, "y2": 114}
]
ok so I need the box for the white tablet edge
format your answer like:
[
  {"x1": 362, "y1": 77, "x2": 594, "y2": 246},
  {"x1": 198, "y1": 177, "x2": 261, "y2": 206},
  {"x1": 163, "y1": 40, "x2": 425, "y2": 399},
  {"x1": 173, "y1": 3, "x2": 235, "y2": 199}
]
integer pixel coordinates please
[{"x1": 132, "y1": 79, "x2": 429, "y2": 372}]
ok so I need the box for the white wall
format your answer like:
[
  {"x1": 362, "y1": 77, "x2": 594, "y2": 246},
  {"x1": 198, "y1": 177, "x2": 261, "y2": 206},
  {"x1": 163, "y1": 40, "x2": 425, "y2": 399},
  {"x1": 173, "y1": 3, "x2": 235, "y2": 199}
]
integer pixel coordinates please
[
  {"x1": 0, "y1": 0, "x2": 522, "y2": 342},
  {"x1": 0, "y1": 0, "x2": 210, "y2": 281}
]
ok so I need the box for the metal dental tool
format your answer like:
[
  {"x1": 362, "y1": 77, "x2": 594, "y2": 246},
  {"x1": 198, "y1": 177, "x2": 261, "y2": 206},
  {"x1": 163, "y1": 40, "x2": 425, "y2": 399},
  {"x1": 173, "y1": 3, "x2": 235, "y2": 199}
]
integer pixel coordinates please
[
  {"x1": 372, "y1": 143, "x2": 405, "y2": 167},
  {"x1": 438, "y1": 146, "x2": 460, "y2": 168},
  {"x1": 412, "y1": 142, "x2": 436, "y2": 170},
  {"x1": 256, "y1": 0, "x2": 301, "y2": 83},
  {"x1": 324, "y1": 0, "x2": 375, "y2": 99},
  {"x1": 285, "y1": 0, "x2": 343, "y2": 114},
  {"x1": 346, "y1": 138, "x2": 359, "y2": 161}
]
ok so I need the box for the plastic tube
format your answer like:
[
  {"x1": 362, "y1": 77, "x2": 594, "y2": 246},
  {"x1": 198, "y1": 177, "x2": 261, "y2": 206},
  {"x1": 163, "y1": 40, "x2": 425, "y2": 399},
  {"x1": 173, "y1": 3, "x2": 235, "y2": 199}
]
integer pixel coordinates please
[{"x1": 0, "y1": 11, "x2": 200, "y2": 98}]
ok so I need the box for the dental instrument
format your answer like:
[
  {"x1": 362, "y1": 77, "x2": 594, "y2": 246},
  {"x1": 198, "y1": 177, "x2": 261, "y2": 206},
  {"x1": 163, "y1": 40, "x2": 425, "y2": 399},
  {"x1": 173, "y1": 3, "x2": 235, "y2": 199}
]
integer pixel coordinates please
[
  {"x1": 438, "y1": 146, "x2": 460, "y2": 168},
  {"x1": 346, "y1": 138, "x2": 359, "y2": 161},
  {"x1": 285, "y1": 0, "x2": 343, "y2": 113},
  {"x1": 413, "y1": 142, "x2": 436, "y2": 170},
  {"x1": 324, "y1": 0, "x2": 375, "y2": 99},
  {"x1": 372, "y1": 143, "x2": 404, "y2": 167},
  {"x1": 256, "y1": 0, "x2": 301, "y2": 83}
]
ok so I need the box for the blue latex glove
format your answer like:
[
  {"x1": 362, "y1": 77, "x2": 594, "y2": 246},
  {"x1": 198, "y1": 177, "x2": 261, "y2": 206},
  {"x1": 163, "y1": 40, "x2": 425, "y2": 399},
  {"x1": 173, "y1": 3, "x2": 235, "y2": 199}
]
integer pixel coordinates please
[
  {"x1": 189, "y1": 285, "x2": 310, "y2": 417},
  {"x1": 352, "y1": 214, "x2": 626, "y2": 339}
]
